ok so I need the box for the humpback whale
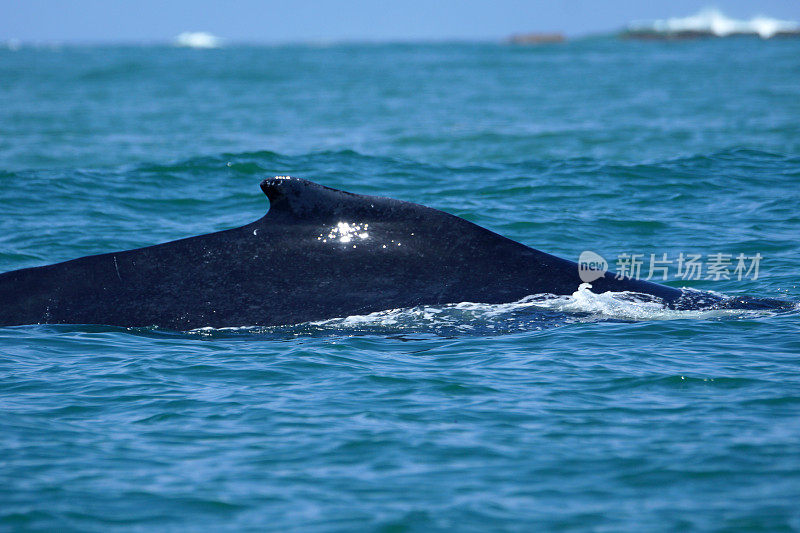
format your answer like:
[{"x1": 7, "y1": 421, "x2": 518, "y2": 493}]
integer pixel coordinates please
[{"x1": 0, "y1": 177, "x2": 788, "y2": 329}]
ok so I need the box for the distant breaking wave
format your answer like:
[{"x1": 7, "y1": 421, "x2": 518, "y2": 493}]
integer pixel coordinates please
[
  {"x1": 625, "y1": 8, "x2": 800, "y2": 39},
  {"x1": 174, "y1": 32, "x2": 222, "y2": 49}
]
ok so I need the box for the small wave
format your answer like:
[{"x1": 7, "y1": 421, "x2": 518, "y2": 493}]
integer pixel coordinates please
[
  {"x1": 628, "y1": 9, "x2": 799, "y2": 39},
  {"x1": 117, "y1": 146, "x2": 798, "y2": 190},
  {"x1": 3, "y1": 38, "x2": 21, "y2": 51}
]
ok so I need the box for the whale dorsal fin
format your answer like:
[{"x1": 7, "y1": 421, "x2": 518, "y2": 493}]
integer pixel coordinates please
[{"x1": 260, "y1": 176, "x2": 391, "y2": 221}]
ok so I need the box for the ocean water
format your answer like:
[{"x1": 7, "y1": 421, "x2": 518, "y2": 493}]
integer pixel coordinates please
[{"x1": 1, "y1": 39, "x2": 800, "y2": 531}]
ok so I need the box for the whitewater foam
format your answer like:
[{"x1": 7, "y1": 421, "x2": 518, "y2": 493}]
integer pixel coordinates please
[
  {"x1": 188, "y1": 284, "x2": 789, "y2": 337},
  {"x1": 628, "y1": 9, "x2": 799, "y2": 39}
]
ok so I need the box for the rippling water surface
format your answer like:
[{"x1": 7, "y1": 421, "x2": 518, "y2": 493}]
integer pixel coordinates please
[{"x1": 1, "y1": 39, "x2": 799, "y2": 531}]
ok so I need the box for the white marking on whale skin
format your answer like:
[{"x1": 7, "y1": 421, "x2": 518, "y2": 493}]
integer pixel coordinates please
[
  {"x1": 113, "y1": 256, "x2": 122, "y2": 281},
  {"x1": 253, "y1": 229, "x2": 258, "y2": 236}
]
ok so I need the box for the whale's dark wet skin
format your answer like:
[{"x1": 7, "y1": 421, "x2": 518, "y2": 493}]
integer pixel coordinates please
[{"x1": 0, "y1": 177, "x2": 788, "y2": 329}]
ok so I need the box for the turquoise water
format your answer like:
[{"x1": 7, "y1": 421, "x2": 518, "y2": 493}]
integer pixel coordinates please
[{"x1": 1, "y1": 39, "x2": 800, "y2": 531}]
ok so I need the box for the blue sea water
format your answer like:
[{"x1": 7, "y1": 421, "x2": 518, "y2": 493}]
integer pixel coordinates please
[{"x1": 1, "y1": 38, "x2": 800, "y2": 531}]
